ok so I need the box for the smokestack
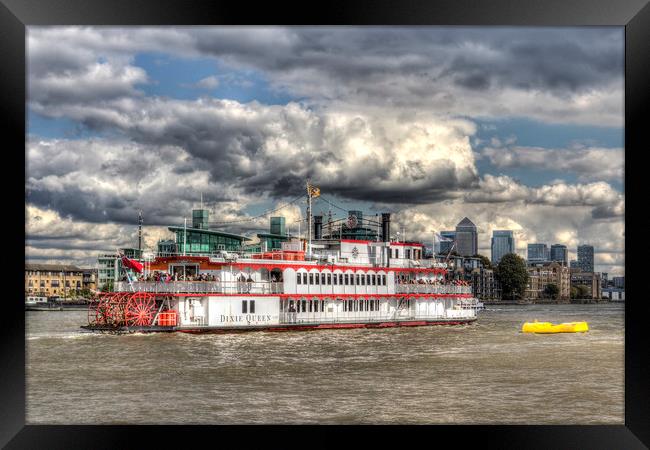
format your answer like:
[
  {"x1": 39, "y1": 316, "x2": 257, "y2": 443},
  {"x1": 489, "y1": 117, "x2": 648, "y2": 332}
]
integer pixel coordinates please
[
  {"x1": 381, "y1": 213, "x2": 391, "y2": 243},
  {"x1": 314, "y1": 215, "x2": 323, "y2": 240}
]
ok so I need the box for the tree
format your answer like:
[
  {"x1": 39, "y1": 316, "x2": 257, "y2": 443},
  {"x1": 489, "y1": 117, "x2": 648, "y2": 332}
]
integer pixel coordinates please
[
  {"x1": 473, "y1": 254, "x2": 492, "y2": 269},
  {"x1": 494, "y1": 253, "x2": 529, "y2": 300},
  {"x1": 575, "y1": 285, "x2": 590, "y2": 299},
  {"x1": 544, "y1": 283, "x2": 559, "y2": 300}
]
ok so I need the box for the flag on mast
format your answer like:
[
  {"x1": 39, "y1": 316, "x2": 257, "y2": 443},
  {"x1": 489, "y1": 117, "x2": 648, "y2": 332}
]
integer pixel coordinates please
[
  {"x1": 307, "y1": 183, "x2": 320, "y2": 198},
  {"x1": 119, "y1": 251, "x2": 144, "y2": 273},
  {"x1": 434, "y1": 232, "x2": 453, "y2": 242}
]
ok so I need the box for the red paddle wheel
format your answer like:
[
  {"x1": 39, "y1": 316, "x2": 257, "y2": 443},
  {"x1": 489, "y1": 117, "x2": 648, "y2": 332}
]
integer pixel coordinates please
[
  {"x1": 124, "y1": 292, "x2": 156, "y2": 327},
  {"x1": 107, "y1": 292, "x2": 131, "y2": 326},
  {"x1": 88, "y1": 293, "x2": 115, "y2": 326}
]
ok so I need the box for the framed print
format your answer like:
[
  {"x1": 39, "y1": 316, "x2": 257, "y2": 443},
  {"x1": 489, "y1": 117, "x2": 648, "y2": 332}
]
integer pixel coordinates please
[{"x1": 2, "y1": 0, "x2": 648, "y2": 448}]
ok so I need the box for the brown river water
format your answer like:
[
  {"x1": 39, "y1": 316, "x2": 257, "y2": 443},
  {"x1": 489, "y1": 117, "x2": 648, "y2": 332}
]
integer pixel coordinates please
[{"x1": 26, "y1": 303, "x2": 624, "y2": 424}]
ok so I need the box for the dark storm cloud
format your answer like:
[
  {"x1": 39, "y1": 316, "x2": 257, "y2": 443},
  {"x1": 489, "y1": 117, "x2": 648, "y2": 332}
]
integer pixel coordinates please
[
  {"x1": 27, "y1": 27, "x2": 624, "y2": 127},
  {"x1": 30, "y1": 98, "x2": 479, "y2": 208},
  {"x1": 26, "y1": 139, "x2": 243, "y2": 225}
]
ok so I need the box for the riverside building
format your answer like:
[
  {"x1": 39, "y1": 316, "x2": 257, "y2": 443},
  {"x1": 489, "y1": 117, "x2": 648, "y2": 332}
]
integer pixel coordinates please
[
  {"x1": 25, "y1": 264, "x2": 86, "y2": 298},
  {"x1": 571, "y1": 271, "x2": 602, "y2": 300},
  {"x1": 525, "y1": 261, "x2": 570, "y2": 301}
]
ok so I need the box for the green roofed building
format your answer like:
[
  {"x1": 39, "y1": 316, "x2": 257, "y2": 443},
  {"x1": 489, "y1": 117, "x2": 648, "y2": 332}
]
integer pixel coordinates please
[{"x1": 169, "y1": 226, "x2": 251, "y2": 255}]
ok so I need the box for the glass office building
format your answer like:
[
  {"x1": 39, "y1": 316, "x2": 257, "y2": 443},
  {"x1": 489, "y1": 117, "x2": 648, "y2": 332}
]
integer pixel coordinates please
[
  {"x1": 455, "y1": 218, "x2": 478, "y2": 257},
  {"x1": 550, "y1": 244, "x2": 568, "y2": 265},
  {"x1": 577, "y1": 244, "x2": 595, "y2": 272},
  {"x1": 527, "y1": 243, "x2": 549, "y2": 263},
  {"x1": 491, "y1": 230, "x2": 515, "y2": 264}
]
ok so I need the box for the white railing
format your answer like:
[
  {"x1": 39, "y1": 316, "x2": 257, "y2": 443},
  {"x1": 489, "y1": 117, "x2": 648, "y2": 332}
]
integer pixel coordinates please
[
  {"x1": 115, "y1": 281, "x2": 284, "y2": 295},
  {"x1": 394, "y1": 284, "x2": 472, "y2": 294}
]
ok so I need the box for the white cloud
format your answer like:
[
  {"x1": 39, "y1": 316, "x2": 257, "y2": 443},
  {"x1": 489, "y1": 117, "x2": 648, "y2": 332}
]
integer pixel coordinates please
[
  {"x1": 481, "y1": 145, "x2": 624, "y2": 181},
  {"x1": 192, "y1": 75, "x2": 219, "y2": 89}
]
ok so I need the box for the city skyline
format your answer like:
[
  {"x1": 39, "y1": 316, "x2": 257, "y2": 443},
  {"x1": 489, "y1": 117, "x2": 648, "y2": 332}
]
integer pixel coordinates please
[{"x1": 25, "y1": 26, "x2": 624, "y2": 276}]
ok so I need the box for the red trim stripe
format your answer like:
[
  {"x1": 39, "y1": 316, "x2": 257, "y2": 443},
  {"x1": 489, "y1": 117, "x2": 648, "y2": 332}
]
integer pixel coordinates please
[{"x1": 176, "y1": 319, "x2": 475, "y2": 334}]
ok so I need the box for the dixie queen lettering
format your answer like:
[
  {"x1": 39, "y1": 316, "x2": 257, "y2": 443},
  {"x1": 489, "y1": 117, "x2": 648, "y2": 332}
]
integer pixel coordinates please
[{"x1": 220, "y1": 314, "x2": 272, "y2": 324}]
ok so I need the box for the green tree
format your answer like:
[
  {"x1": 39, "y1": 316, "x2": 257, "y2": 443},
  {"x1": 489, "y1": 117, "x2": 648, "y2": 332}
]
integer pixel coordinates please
[
  {"x1": 570, "y1": 286, "x2": 578, "y2": 299},
  {"x1": 495, "y1": 253, "x2": 529, "y2": 300},
  {"x1": 473, "y1": 254, "x2": 492, "y2": 269},
  {"x1": 575, "y1": 285, "x2": 590, "y2": 299},
  {"x1": 544, "y1": 283, "x2": 559, "y2": 299}
]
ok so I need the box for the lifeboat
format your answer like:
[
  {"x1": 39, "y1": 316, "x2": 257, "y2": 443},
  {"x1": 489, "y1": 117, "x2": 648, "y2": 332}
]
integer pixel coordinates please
[{"x1": 521, "y1": 321, "x2": 589, "y2": 334}]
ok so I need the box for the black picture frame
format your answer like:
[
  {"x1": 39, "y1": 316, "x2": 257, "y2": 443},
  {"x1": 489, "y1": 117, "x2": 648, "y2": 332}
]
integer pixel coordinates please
[{"x1": 3, "y1": 0, "x2": 648, "y2": 448}]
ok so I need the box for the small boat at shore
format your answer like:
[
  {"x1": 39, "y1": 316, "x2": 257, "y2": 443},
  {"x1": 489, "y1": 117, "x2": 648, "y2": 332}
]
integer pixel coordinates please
[{"x1": 521, "y1": 320, "x2": 589, "y2": 334}]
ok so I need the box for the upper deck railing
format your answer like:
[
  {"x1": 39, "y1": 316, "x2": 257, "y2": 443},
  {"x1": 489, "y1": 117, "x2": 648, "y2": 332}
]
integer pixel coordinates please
[
  {"x1": 394, "y1": 284, "x2": 472, "y2": 294},
  {"x1": 115, "y1": 281, "x2": 284, "y2": 295},
  {"x1": 114, "y1": 281, "x2": 472, "y2": 295}
]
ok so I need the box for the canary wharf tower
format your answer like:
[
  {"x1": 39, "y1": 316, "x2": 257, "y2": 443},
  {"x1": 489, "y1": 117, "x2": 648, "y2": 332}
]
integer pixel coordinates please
[{"x1": 455, "y1": 217, "x2": 478, "y2": 256}]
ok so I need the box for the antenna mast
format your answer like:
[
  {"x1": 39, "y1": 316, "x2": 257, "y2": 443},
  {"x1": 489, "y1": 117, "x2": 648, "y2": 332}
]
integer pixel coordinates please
[{"x1": 138, "y1": 210, "x2": 143, "y2": 257}]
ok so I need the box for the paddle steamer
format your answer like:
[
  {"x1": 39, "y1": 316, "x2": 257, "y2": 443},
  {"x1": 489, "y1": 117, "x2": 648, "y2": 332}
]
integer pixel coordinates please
[{"x1": 83, "y1": 186, "x2": 481, "y2": 333}]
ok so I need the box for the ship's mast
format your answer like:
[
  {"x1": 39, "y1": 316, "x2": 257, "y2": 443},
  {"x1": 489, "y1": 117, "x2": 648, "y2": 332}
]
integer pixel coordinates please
[
  {"x1": 138, "y1": 210, "x2": 143, "y2": 258},
  {"x1": 306, "y1": 181, "x2": 320, "y2": 260}
]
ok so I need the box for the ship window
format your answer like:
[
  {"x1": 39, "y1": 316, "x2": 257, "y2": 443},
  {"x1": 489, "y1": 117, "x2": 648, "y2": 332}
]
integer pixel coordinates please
[
  {"x1": 309, "y1": 300, "x2": 313, "y2": 312},
  {"x1": 297, "y1": 273, "x2": 302, "y2": 285},
  {"x1": 372, "y1": 275, "x2": 376, "y2": 285},
  {"x1": 406, "y1": 249, "x2": 411, "y2": 259},
  {"x1": 344, "y1": 274, "x2": 348, "y2": 285},
  {"x1": 333, "y1": 274, "x2": 337, "y2": 285},
  {"x1": 343, "y1": 300, "x2": 347, "y2": 312},
  {"x1": 339, "y1": 274, "x2": 343, "y2": 285},
  {"x1": 356, "y1": 274, "x2": 360, "y2": 285},
  {"x1": 395, "y1": 249, "x2": 399, "y2": 258},
  {"x1": 309, "y1": 273, "x2": 314, "y2": 284},
  {"x1": 250, "y1": 300, "x2": 255, "y2": 313},
  {"x1": 321, "y1": 300, "x2": 325, "y2": 311},
  {"x1": 321, "y1": 273, "x2": 326, "y2": 284},
  {"x1": 327, "y1": 274, "x2": 331, "y2": 285},
  {"x1": 370, "y1": 300, "x2": 374, "y2": 311},
  {"x1": 315, "y1": 274, "x2": 320, "y2": 285},
  {"x1": 303, "y1": 273, "x2": 308, "y2": 284},
  {"x1": 366, "y1": 274, "x2": 371, "y2": 285},
  {"x1": 354, "y1": 300, "x2": 359, "y2": 312},
  {"x1": 360, "y1": 275, "x2": 365, "y2": 286},
  {"x1": 301, "y1": 300, "x2": 307, "y2": 312},
  {"x1": 360, "y1": 300, "x2": 364, "y2": 311},
  {"x1": 242, "y1": 300, "x2": 248, "y2": 314}
]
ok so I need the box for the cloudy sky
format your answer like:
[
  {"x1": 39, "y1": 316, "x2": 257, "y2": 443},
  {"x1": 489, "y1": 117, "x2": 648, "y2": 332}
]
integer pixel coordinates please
[{"x1": 25, "y1": 26, "x2": 624, "y2": 275}]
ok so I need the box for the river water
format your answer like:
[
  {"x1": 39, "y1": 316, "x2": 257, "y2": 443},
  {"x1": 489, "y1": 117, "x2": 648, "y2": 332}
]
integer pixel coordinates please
[{"x1": 26, "y1": 304, "x2": 624, "y2": 424}]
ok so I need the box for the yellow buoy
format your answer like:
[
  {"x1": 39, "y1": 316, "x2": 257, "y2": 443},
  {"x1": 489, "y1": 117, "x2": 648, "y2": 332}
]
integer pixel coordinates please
[{"x1": 521, "y1": 320, "x2": 589, "y2": 333}]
